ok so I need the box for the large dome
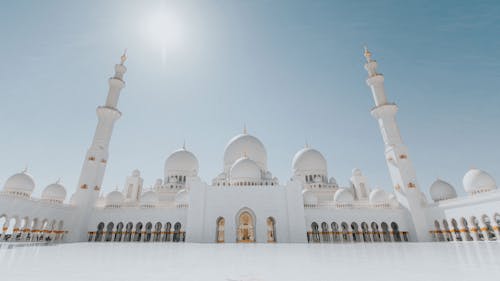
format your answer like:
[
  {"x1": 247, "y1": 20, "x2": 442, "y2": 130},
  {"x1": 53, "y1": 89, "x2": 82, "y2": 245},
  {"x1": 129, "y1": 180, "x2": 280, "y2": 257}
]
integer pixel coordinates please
[
  {"x1": 224, "y1": 133, "x2": 267, "y2": 172},
  {"x1": 429, "y1": 179, "x2": 457, "y2": 202},
  {"x1": 165, "y1": 147, "x2": 199, "y2": 177},
  {"x1": 230, "y1": 157, "x2": 261, "y2": 182},
  {"x1": 292, "y1": 147, "x2": 327, "y2": 175},
  {"x1": 463, "y1": 168, "x2": 497, "y2": 195},
  {"x1": 3, "y1": 171, "x2": 35, "y2": 196},
  {"x1": 41, "y1": 181, "x2": 67, "y2": 203}
]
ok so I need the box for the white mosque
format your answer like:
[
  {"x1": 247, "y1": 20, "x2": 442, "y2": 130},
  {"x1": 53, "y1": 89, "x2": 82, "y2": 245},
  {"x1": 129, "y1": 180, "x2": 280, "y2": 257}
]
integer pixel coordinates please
[{"x1": 0, "y1": 49, "x2": 499, "y2": 244}]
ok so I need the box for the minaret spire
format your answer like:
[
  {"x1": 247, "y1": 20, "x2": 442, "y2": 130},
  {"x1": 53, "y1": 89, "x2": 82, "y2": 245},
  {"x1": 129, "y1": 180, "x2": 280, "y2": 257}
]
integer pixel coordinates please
[
  {"x1": 70, "y1": 52, "x2": 128, "y2": 242},
  {"x1": 364, "y1": 48, "x2": 429, "y2": 242}
]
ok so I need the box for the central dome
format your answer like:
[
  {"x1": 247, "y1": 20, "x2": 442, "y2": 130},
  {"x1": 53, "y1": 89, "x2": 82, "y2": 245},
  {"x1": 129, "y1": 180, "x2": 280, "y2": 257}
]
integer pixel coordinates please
[
  {"x1": 165, "y1": 147, "x2": 199, "y2": 177},
  {"x1": 292, "y1": 147, "x2": 327, "y2": 175},
  {"x1": 223, "y1": 133, "x2": 267, "y2": 172}
]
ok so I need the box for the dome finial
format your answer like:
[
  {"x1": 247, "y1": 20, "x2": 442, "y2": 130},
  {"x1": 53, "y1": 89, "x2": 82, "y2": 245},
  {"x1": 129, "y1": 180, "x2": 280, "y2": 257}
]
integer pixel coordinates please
[
  {"x1": 56, "y1": 178, "x2": 61, "y2": 184},
  {"x1": 120, "y1": 49, "x2": 127, "y2": 65},
  {"x1": 182, "y1": 139, "x2": 186, "y2": 150},
  {"x1": 305, "y1": 138, "x2": 309, "y2": 148},
  {"x1": 363, "y1": 45, "x2": 372, "y2": 62},
  {"x1": 243, "y1": 123, "x2": 247, "y2": 134},
  {"x1": 22, "y1": 165, "x2": 28, "y2": 173}
]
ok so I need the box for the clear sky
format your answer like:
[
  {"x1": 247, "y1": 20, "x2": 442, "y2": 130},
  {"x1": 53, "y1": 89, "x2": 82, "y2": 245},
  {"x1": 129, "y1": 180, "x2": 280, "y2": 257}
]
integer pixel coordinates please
[{"x1": 1, "y1": 0, "x2": 499, "y2": 198}]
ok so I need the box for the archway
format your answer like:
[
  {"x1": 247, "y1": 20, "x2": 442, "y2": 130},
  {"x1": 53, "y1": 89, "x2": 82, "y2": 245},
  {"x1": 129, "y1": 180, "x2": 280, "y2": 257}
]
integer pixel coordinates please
[
  {"x1": 391, "y1": 222, "x2": 401, "y2": 242},
  {"x1": 216, "y1": 217, "x2": 225, "y2": 243},
  {"x1": 371, "y1": 222, "x2": 381, "y2": 242},
  {"x1": 470, "y1": 216, "x2": 483, "y2": 241},
  {"x1": 164, "y1": 222, "x2": 172, "y2": 242},
  {"x1": 124, "y1": 222, "x2": 133, "y2": 242},
  {"x1": 331, "y1": 222, "x2": 340, "y2": 242},
  {"x1": 351, "y1": 222, "x2": 360, "y2": 242},
  {"x1": 267, "y1": 217, "x2": 276, "y2": 243},
  {"x1": 95, "y1": 222, "x2": 105, "y2": 242},
  {"x1": 450, "y1": 219, "x2": 462, "y2": 241},
  {"x1": 173, "y1": 222, "x2": 181, "y2": 242},
  {"x1": 237, "y1": 210, "x2": 255, "y2": 243},
  {"x1": 115, "y1": 222, "x2": 124, "y2": 242},
  {"x1": 145, "y1": 222, "x2": 153, "y2": 242},
  {"x1": 482, "y1": 215, "x2": 496, "y2": 241},
  {"x1": 321, "y1": 222, "x2": 330, "y2": 243},
  {"x1": 381, "y1": 222, "x2": 391, "y2": 242},
  {"x1": 310, "y1": 222, "x2": 320, "y2": 243},
  {"x1": 134, "y1": 222, "x2": 143, "y2": 242},
  {"x1": 153, "y1": 222, "x2": 162, "y2": 242},
  {"x1": 460, "y1": 217, "x2": 473, "y2": 241},
  {"x1": 105, "y1": 222, "x2": 114, "y2": 242},
  {"x1": 361, "y1": 222, "x2": 371, "y2": 242},
  {"x1": 442, "y1": 220, "x2": 452, "y2": 241},
  {"x1": 341, "y1": 222, "x2": 350, "y2": 242},
  {"x1": 434, "y1": 220, "x2": 444, "y2": 241}
]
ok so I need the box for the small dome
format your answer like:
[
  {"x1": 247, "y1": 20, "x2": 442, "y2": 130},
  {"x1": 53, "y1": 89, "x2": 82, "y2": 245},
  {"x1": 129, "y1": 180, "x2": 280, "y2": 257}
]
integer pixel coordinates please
[
  {"x1": 141, "y1": 190, "x2": 158, "y2": 206},
  {"x1": 175, "y1": 189, "x2": 189, "y2": 204},
  {"x1": 3, "y1": 171, "x2": 35, "y2": 196},
  {"x1": 302, "y1": 190, "x2": 318, "y2": 206},
  {"x1": 292, "y1": 147, "x2": 327, "y2": 175},
  {"x1": 429, "y1": 179, "x2": 457, "y2": 202},
  {"x1": 224, "y1": 133, "x2": 267, "y2": 172},
  {"x1": 463, "y1": 169, "x2": 497, "y2": 195},
  {"x1": 165, "y1": 148, "x2": 199, "y2": 177},
  {"x1": 230, "y1": 157, "x2": 261, "y2": 182},
  {"x1": 334, "y1": 189, "x2": 354, "y2": 203},
  {"x1": 352, "y1": 168, "x2": 362, "y2": 176},
  {"x1": 41, "y1": 182, "x2": 66, "y2": 203},
  {"x1": 369, "y1": 188, "x2": 389, "y2": 204},
  {"x1": 105, "y1": 191, "x2": 124, "y2": 207}
]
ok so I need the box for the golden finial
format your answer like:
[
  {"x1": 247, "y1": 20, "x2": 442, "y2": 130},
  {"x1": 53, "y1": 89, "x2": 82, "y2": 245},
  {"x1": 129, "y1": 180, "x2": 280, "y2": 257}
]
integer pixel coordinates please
[
  {"x1": 243, "y1": 123, "x2": 247, "y2": 134},
  {"x1": 120, "y1": 49, "x2": 127, "y2": 65},
  {"x1": 305, "y1": 139, "x2": 309, "y2": 148},
  {"x1": 182, "y1": 139, "x2": 186, "y2": 150},
  {"x1": 363, "y1": 45, "x2": 372, "y2": 62}
]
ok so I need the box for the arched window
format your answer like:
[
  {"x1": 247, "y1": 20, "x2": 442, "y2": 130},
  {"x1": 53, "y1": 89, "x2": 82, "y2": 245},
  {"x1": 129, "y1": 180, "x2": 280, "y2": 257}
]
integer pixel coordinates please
[
  {"x1": 216, "y1": 217, "x2": 225, "y2": 243},
  {"x1": 482, "y1": 215, "x2": 496, "y2": 241},
  {"x1": 267, "y1": 217, "x2": 276, "y2": 243},
  {"x1": 311, "y1": 222, "x2": 320, "y2": 243},
  {"x1": 105, "y1": 222, "x2": 114, "y2": 242},
  {"x1": 442, "y1": 220, "x2": 452, "y2": 241},
  {"x1": 391, "y1": 222, "x2": 401, "y2": 242},
  {"x1": 361, "y1": 222, "x2": 371, "y2": 242},
  {"x1": 115, "y1": 222, "x2": 124, "y2": 242},
  {"x1": 144, "y1": 222, "x2": 153, "y2": 242},
  {"x1": 381, "y1": 222, "x2": 391, "y2": 242},
  {"x1": 341, "y1": 222, "x2": 350, "y2": 242},
  {"x1": 321, "y1": 222, "x2": 330, "y2": 242},
  {"x1": 134, "y1": 222, "x2": 143, "y2": 242},
  {"x1": 173, "y1": 222, "x2": 181, "y2": 242},
  {"x1": 331, "y1": 222, "x2": 340, "y2": 243},
  {"x1": 450, "y1": 219, "x2": 462, "y2": 241},
  {"x1": 371, "y1": 222, "x2": 380, "y2": 242},
  {"x1": 95, "y1": 222, "x2": 105, "y2": 242},
  {"x1": 153, "y1": 222, "x2": 162, "y2": 242},
  {"x1": 351, "y1": 222, "x2": 359, "y2": 242},
  {"x1": 470, "y1": 216, "x2": 483, "y2": 241},
  {"x1": 164, "y1": 222, "x2": 172, "y2": 242}
]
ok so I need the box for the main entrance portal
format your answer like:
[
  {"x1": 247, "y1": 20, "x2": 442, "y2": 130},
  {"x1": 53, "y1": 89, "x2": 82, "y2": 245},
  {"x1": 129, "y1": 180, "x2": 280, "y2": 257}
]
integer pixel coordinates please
[{"x1": 237, "y1": 211, "x2": 255, "y2": 243}]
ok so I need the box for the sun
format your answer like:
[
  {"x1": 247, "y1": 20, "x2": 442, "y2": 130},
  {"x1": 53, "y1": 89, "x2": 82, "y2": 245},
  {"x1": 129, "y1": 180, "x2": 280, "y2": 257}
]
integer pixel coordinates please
[{"x1": 143, "y1": 8, "x2": 185, "y2": 60}]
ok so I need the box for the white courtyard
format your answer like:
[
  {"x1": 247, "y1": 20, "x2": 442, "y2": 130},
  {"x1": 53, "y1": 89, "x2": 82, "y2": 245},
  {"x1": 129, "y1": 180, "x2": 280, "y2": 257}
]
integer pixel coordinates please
[{"x1": 1, "y1": 242, "x2": 499, "y2": 281}]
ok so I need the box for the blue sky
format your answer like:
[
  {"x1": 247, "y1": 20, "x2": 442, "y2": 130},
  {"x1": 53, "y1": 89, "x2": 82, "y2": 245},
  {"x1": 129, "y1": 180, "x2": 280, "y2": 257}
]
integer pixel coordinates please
[{"x1": 0, "y1": 0, "x2": 499, "y2": 198}]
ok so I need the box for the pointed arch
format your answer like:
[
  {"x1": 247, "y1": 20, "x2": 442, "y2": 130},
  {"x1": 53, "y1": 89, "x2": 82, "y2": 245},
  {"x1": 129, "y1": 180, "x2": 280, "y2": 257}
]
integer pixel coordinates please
[
  {"x1": 216, "y1": 217, "x2": 225, "y2": 243},
  {"x1": 235, "y1": 207, "x2": 256, "y2": 243}
]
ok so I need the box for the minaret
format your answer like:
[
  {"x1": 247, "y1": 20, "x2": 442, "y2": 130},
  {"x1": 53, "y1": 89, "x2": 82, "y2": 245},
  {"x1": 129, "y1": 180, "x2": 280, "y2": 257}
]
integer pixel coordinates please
[
  {"x1": 363, "y1": 47, "x2": 429, "y2": 241},
  {"x1": 70, "y1": 52, "x2": 128, "y2": 241}
]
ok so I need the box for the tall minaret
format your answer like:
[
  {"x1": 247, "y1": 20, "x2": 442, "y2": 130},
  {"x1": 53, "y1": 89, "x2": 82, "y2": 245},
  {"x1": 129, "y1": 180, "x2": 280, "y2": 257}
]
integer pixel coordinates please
[
  {"x1": 69, "y1": 52, "x2": 128, "y2": 241},
  {"x1": 363, "y1": 47, "x2": 429, "y2": 241}
]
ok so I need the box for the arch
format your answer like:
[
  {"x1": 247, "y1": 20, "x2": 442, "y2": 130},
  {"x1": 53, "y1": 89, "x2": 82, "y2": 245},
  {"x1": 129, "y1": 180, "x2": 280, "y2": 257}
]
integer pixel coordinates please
[
  {"x1": 331, "y1": 222, "x2": 340, "y2": 242},
  {"x1": 164, "y1": 222, "x2": 172, "y2": 242},
  {"x1": 30, "y1": 218, "x2": 39, "y2": 242},
  {"x1": 481, "y1": 215, "x2": 496, "y2": 241},
  {"x1": 341, "y1": 222, "x2": 350, "y2": 242},
  {"x1": 371, "y1": 222, "x2": 381, "y2": 242},
  {"x1": 434, "y1": 220, "x2": 445, "y2": 241},
  {"x1": 134, "y1": 222, "x2": 143, "y2": 242},
  {"x1": 460, "y1": 217, "x2": 473, "y2": 241},
  {"x1": 95, "y1": 222, "x2": 105, "y2": 242},
  {"x1": 321, "y1": 222, "x2": 330, "y2": 243},
  {"x1": 311, "y1": 222, "x2": 320, "y2": 243},
  {"x1": 124, "y1": 222, "x2": 133, "y2": 242},
  {"x1": 442, "y1": 220, "x2": 452, "y2": 241},
  {"x1": 267, "y1": 217, "x2": 276, "y2": 243},
  {"x1": 173, "y1": 222, "x2": 181, "y2": 242},
  {"x1": 144, "y1": 222, "x2": 153, "y2": 242},
  {"x1": 450, "y1": 219, "x2": 462, "y2": 241},
  {"x1": 391, "y1": 222, "x2": 401, "y2": 242},
  {"x1": 115, "y1": 222, "x2": 124, "y2": 242},
  {"x1": 361, "y1": 222, "x2": 371, "y2": 242},
  {"x1": 381, "y1": 222, "x2": 391, "y2": 242},
  {"x1": 470, "y1": 216, "x2": 483, "y2": 241},
  {"x1": 105, "y1": 222, "x2": 114, "y2": 242},
  {"x1": 236, "y1": 208, "x2": 256, "y2": 243},
  {"x1": 351, "y1": 222, "x2": 360, "y2": 242},
  {"x1": 0, "y1": 215, "x2": 8, "y2": 241},
  {"x1": 216, "y1": 217, "x2": 225, "y2": 243},
  {"x1": 153, "y1": 222, "x2": 162, "y2": 242}
]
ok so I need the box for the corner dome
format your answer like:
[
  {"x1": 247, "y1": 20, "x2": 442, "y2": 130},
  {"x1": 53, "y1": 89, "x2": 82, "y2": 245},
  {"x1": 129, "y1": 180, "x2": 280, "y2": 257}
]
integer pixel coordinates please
[
  {"x1": 369, "y1": 188, "x2": 389, "y2": 204},
  {"x1": 230, "y1": 157, "x2": 261, "y2": 182},
  {"x1": 429, "y1": 179, "x2": 457, "y2": 202},
  {"x1": 334, "y1": 189, "x2": 354, "y2": 203},
  {"x1": 105, "y1": 190, "x2": 124, "y2": 207},
  {"x1": 302, "y1": 190, "x2": 318, "y2": 206},
  {"x1": 224, "y1": 133, "x2": 267, "y2": 172},
  {"x1": 141, "y1": 190, "x2": 159, "y2": 206},
  {"x1": 292, "y1": 147, "x2": 327, "y2": 175},
  {"x1": 41, "y1": 181, "x2": 67, "y2": 203},
  {"x1": 463, "y1": 168, "x2": 497, "y2": 195},
  {"x1": 165, "y1": 147, "x2": 199, "y2": 177},
  {"x1": 3, "y1": 171, "x2": 35, "y2": 197}
]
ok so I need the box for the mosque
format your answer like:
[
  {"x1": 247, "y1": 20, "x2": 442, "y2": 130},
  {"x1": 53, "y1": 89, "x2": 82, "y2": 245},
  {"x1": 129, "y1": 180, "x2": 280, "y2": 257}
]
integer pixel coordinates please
[{"x1": 0, "y1": 49, "x2": 499, "y2": 244}]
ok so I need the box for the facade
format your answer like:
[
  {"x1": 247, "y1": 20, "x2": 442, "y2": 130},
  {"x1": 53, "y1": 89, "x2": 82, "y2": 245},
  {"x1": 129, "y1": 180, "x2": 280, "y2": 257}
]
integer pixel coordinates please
[{"x1": 1, "y1": 50, "x2": 499, "y2": 244}]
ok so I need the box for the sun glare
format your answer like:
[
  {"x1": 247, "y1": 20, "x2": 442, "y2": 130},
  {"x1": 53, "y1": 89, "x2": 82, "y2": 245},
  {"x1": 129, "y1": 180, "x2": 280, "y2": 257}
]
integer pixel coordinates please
[{"x1": 143, "y1": 9, "x2": 185, "y2": 61}]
